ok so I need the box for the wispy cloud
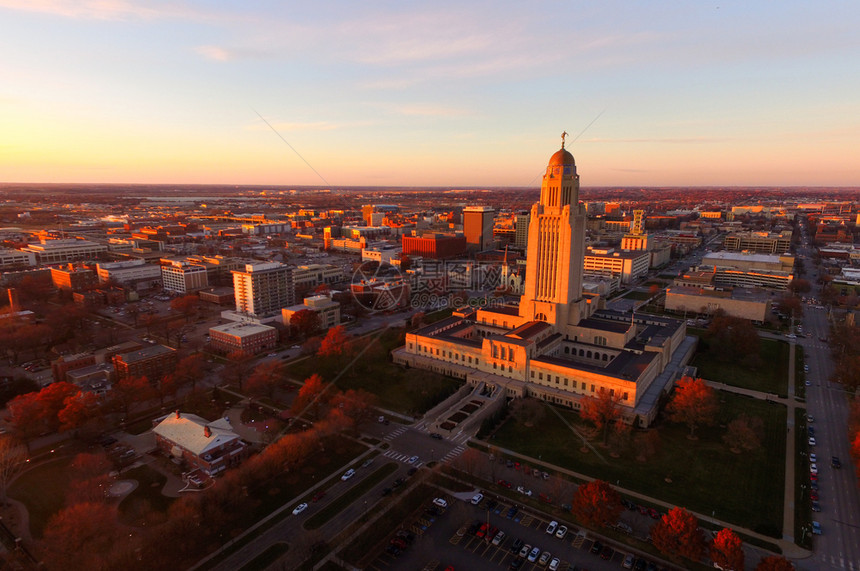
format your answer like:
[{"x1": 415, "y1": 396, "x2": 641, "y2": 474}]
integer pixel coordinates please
[
  {"x1": 394, "y1": 104, "x2": 469, "y2": 118},
  {"x1": 0, "y1": 0, "x2": 204, "y2": 21},
  {"x1": 194, "y1": 45, "x2": 231, "y2": 62}
]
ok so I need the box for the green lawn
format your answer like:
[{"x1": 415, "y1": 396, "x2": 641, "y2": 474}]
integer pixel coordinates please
[
  {"x1": 692, "y1": 338, "x2": 789, "y2": 396},
  {"x1": 288, "y1": 327, "x2": 462, "y2": 415},
  {"x1": 490, "y1": 393, "x2": 786, "y2": 536},
  {"x1": 9, "y1": 456, "x2": 73, "y2": 538}
]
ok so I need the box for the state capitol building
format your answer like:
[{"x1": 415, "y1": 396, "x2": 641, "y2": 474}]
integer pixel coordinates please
[{"x1": 393, "y1": 141, "x2": 696, "y2": 427}]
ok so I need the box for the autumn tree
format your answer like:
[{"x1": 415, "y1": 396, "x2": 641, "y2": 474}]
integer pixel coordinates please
[
  {"x1": 222, "y1": 350, "x2": 253, "y2": 391},
  {"x1": 0, "y1": 436, "x2": 26, "y2": 505},
  {"x1": 170, "y1": 294, "x2": 200, "y2": 323},
  {"x1": 40, "y1": 502, "x2": 124, "y2": 571},
  {"x1": 110, "y1": 375, "x2": 154, "y2": 417},
  {"x1": 570, "y1": 479, "x2": 623, "y2": 528},
  {"x1": 58, "y1": 391, "x2": 104, "y2": 435},
  {"x1": 318, "y1": 325, "x2": 354, "y2": 359},
  {"x1": 246, "y1": 360, "x2": 285, "y2": 400},
  {"x1": 711, "y1": 527, "x2": 744, "y2": 571},
  {"x1": 723, "y1": 414, "x2": 764, "y2": 453},
  {"x1": 650, "y1": 507, "x2": 706, "y2": 562},
  {"x1": 509, "y1": 397, "x2": 546, "y2": 428},
  {"x1": 290, "y1": 374, "x2": 331, "y2": 419},
  {"x1": 290, "y1": 309, "x2": 321, "y2": 339},
  {"x1": 36, "y1": 381, "x2": 82, "y2": 431},
  {"x1": 775, "y1": 295, "x2": 802, "y2": 319},
  {"x1": 706, "y1": 310, "x2": 761, "y2": 365},
  {"x1": 172, "y1": 353, "x2": 206, "y2": 391},
  {"x1": 755, "y1": 555, "x2": 795, "y2": 571},
  {"x1": 66, "y1": 452, "x2": 113, "y2": 505},
  {"x1": 328, "y1": 389, "x2": 378, "y2": 434},
  {"x1": 666, "y1": 376, "x2": 719, "y2": 439},
  {"x1": 580, "y1": 388, "x2": 623, "y2": 446},
  {"x1": 7, "y1": 391, "x2": 46, "y2": 448}
]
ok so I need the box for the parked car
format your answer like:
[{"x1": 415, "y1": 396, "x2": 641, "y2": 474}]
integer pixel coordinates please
[
  {"x1": 832, "y1": 456, "x2": 842, "y2": 468},
  {"x1": 471, "y1": 493, "x2": 484, "y2": 505},
  {"x1": 546, "y1": 520, "x2": 558, "y2": 535},
  {"x1": 528, "y1": 546, "x2": 540, "y2": 562},
  {"x1": 432, "y1": 497, "x2": 448, "y2": 508},
  {"x1": 812, "y1": 521, "x2": 822, "y2": 535},
  {"x1": 555, "y1": 525, "x2": 568, "y2": 539},
  {"x1": 510, "y1": 537, "x2": 524, "y2": 553},
  {"x1": 519, "y1": 543, "x2": 531, "y2": 558},
  {"x1": 492, "y1": 530, "x2": 506, "y2": 545},
  {"x1": 538, "y1": 551, "x2": 552, "y2": 566},
  {"x1": 549, "y1": 557, "x2": 561, "y2": 571}
]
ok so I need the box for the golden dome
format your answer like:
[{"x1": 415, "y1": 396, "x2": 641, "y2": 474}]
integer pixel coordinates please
[{"x1": 548, "y1": 147, "x2": 575, "y2": 167}]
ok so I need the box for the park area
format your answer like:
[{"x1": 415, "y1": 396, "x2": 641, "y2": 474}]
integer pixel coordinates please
[
  {"x1": 692, "y1": 336, "x2": 790, "y2": 396},
  {"x1": 287, "y1": 326, "x2": 461, "y2": 416},
  {"x1": 489, "y1": 391, "x2": 787, "y2": 537}
]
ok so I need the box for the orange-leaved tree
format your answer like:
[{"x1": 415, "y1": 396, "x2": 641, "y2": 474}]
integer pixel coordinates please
[
  {"x1": 580, "y1": 388, "x2": 623, "y2": 446},
  {"x1": 650, "y1": 506, "x2": 706, "y2": 562},
  {"x1": 570, "y1": 479, "x2": 622, "y2": 528},
  {"x1": 666, "y1": 376, "x2": 719, "y2": 439},
  {"x1": 711, "y1": 527, "x2": 744, "y2": 571}
]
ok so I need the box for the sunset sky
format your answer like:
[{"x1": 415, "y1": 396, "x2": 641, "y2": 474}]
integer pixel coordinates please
[{"x1": 1, "y1": 1, "x2": 858, "y2": 187}]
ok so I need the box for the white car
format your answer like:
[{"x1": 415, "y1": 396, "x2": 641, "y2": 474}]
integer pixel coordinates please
[
  {"x1": 341, "y1": 469, "x2": 355, "y2": 481},
  {"x1": 555, "y1": 525, "x2": 568, "y2": 539},
  {"x1": 432, "y1": 497, "x2": 448, "y2": 508},
  {"x1": 408, "y1": 455, "x2": 419, "y2": 464},
  {"x1": 528, "y1": 546, "x2": 540, "y2": 562},
  {"x1": 807, "y1": 415, "x2": 814, "y2": 423},
  {"x1": 492, "y1": 530, "x2": 506, "y2": 545},
  {"x1": 471, "y1": 493, "x2": 484, "y2": 505},
  {"x1": 549, "y1": 557, "x2": 561, "y2": 571},
  {"x1": 810, "y1": 463, "x2": 818, "y2": 475},
  {"x1": 546, "y1": 520, "x2": 558, "y2": 535},
  {"x1": 292, "y1": 502, "x2": 308, "y2": 515},
  {"x1": 809, "y1": 437, "x2": 816, "y2": 446},
  {"x1": 810, "y1": 453, "x2": 817, "y2": 463}
]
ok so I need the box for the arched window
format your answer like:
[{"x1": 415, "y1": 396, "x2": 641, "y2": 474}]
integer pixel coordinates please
[{"x1": 535, "y1": 312, "x2": 548, "y2": 322}]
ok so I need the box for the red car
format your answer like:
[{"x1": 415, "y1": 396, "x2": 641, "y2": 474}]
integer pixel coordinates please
[
  {"x1": 497, "y1": 479, "x2": 512, "y2": 488},
  {"x1": 810, "y1": 491, "x2": 819, "y2": 501},
  {"x1": 311, "y1": 491, "x2": 326, "y2": 502}
]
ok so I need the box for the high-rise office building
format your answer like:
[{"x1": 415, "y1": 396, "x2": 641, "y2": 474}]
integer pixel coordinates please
[
  {"x1": 463, "y1": 206, "x2": 496, "y2": 253},
  {"x1": 514, "y1": 211, "x2": 530, "y2": 249},
  {"x1": 232, "y1": 262, "x2": 294, "y2": 318}
]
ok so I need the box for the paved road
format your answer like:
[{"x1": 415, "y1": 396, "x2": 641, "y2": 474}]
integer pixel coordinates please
[{"x1": 797, "y1": 304, "x2": 860, "y2": 571}]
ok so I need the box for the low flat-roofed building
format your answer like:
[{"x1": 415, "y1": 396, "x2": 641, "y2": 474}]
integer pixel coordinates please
[
  {"x1": 199, "y1": 287, "x2": 235, "y2": 305},
  {"x1": 96, "y1": 259, "x2": 162, "y2": 288},
  {"x1": 51, "y1": 352, "x2": 97, "y2": 383},
  {"x1": 152, "y1": 411, "x2": 246, "y2": 476},
  {"x1": 112, "y1": 344, "x2": 178, "y2": 382},
  {"x1": 66, "y1": 363, "x2": 113, "y2": 396},
  {"x1": 293, "y1": 263, "x2": 345, "y2": 292},
  {"x1": 583, "y1": 248, "x2": 650, "y2": 284},
  {"x1": 51, "y1": 264, "x2": 98, "y2": 291},
  {"x1": 723, "y1": 230, "x2": 792, "y2": 254},
  {"x1": 208, "y1": 321, "x2": 277, "y2": 355},
  {"x1": 282, "y1": 295, "x2": 341, "y2": 331},
  {"x1": 0, "y1": 248, "x2": 36, "y2": 269},
  {"x1": 665, "y1": 285, "x2": 771, "y2": 322},
  {"x1": 20, "y1": 238, "x2": 108, "y2": 264}
]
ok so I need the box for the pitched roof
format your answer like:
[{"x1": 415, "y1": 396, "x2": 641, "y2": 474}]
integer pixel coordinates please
[{"x1": 152, "y1": 412, "x2": 241, "y2": 456}]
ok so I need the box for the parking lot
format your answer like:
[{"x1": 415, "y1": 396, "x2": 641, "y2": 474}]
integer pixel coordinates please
[{"x1": 365, "y1": 494, "x2": 675, "y2": 571}]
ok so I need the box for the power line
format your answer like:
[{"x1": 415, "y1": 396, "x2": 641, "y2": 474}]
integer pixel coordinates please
[{"x1": 252, "y1": 109, "x2": 333, "y2": 189}]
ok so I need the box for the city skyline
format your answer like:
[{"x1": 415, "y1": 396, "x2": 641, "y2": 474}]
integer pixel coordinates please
[{"x1": 1, "y1": 0, "x2": 859, "y2": 187}]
